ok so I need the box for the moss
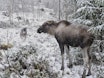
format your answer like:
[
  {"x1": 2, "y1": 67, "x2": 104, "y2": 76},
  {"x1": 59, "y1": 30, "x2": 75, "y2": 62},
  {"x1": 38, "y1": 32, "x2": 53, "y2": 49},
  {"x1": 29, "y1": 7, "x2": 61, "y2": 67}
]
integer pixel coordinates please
[{"x1": 0, "y1": 43, "x2": 13, "y2": 50}]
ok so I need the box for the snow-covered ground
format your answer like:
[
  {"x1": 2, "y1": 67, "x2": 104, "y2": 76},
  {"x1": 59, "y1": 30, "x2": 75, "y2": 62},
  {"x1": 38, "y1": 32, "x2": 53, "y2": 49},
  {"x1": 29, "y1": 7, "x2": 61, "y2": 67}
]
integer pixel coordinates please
[
  {"x1": 0, "y1": 25, "x2": 96, "y2": 78},
  {"x1": 0, "y1": 9, "x2": 101, "y2": 78}
]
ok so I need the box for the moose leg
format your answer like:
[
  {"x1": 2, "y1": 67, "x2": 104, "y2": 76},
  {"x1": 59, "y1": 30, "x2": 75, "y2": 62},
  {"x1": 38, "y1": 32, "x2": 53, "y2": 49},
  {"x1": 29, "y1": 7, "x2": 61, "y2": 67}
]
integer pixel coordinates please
[
  {"x1": 87, "y1": 58, "x2": 91, "y2": 76},
  {"x1": 65, "y1": 45, "x2": 73, "y2": 68},
  {"x1": 59, "y1": 44, "x2": 65, "y2": 71},
  {"x1": 82, "y1": 47, "x2": 89, "y2": 78},
  {"x1": 87, "y1": 47, "x2": 92, "y2": 76}
]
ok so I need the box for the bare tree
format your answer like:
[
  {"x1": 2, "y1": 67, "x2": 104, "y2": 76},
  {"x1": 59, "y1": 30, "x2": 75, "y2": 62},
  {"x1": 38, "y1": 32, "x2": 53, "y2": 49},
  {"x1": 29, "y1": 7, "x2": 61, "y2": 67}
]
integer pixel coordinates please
[
  {"x1": 31, "y1": 0, "x2": 35, "y2": 21},
  {"x1": 61, "y1": 0, "x2": 70, "y2": 20},
  {"x1": 58, "y1": 0, "x2": 61, "y2": 20},
  {"x1": 7, "y1": 0, "x2": 14, "y2": 24},
  {"x1": 73, "y1": 0, "x2": 77, "y2": 12},
  {"x1": 99, "y1": 25, "x2": 103, "y2": 52},
  {"x1": 38, "y1": 0, "x2": 42, "y2": 20},
  {"x1": 61, "y1": 0, "x2": 78, "y2": 20},
  {"x1": 20, "y1": 0, "x2": 25, "y2": 21}
]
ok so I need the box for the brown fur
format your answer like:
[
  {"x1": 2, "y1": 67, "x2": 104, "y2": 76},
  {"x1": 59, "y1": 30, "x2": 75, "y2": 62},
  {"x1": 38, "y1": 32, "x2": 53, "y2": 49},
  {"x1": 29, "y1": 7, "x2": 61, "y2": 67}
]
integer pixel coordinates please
[
  {"x1": 37, "y1": 20, "x2": 94, "y2": 78},
  {"x1": 57, "y1": 20, "x2": 71, "y2": 26},
  {"x1": 55, "y1": 23, "x2": 94, "y2": 48}
]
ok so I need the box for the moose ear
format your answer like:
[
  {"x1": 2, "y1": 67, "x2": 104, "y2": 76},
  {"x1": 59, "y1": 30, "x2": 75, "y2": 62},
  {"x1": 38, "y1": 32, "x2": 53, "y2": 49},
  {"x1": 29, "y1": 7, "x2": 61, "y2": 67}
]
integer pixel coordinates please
[{"x1": 47, "y1": 21, "x2": 53, "y2": 24}]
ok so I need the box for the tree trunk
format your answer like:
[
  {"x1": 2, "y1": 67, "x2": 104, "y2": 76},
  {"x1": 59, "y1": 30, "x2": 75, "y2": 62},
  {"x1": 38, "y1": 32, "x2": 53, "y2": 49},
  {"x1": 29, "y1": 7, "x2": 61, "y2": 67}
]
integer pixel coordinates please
[
  {"x1": 73, "y1": 0, "x2": 77, "y2": 12},
  {"x1": 58, "y1": 0, "x2": 61, "y2": 21},
  {"x1": 99, "y1": 29, "x2": 103, "y2": 52}
]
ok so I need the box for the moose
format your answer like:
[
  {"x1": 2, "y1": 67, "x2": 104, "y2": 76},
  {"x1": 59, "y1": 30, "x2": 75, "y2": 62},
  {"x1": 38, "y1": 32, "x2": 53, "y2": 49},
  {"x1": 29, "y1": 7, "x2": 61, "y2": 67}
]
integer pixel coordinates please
[{"x1": 37, "y1": 20, "x2": 94, "y2": 78}]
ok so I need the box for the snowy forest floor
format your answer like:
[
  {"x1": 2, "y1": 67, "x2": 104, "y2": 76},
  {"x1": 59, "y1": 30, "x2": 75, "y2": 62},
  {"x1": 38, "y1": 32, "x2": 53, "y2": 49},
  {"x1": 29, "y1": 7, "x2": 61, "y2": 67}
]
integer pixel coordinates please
[{"x1": 0, "y1": 11, "x2": 103, "y2": 78}]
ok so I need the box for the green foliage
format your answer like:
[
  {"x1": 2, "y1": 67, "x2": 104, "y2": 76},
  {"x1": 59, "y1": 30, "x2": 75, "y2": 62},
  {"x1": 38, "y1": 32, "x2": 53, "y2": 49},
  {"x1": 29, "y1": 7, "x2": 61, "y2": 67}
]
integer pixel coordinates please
[
  {"x1": 73, "y1": 6, "x2": 102, "y2": 26},
  {"x1": 88, "y1": 24, "x2": 104, "y2": 36},
  {"x1": 94, "y1": 0, "x2": 104, "y2": 7}
]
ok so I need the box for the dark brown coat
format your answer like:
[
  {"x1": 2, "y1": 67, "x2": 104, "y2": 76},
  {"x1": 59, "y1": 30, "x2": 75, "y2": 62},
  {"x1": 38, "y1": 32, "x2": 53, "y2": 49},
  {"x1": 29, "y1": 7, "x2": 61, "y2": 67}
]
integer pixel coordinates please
[{"x1": 37, "y1": 20, "x2": 94, "y2": 78}]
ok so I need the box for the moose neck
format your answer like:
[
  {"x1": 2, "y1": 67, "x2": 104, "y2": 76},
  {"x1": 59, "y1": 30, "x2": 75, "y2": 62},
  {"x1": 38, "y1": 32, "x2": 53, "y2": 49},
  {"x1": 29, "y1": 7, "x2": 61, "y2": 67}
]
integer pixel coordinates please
[
  {"x1": 48, "y1": 23, "x2": 67, "y2": 35},
  {"x1": 48, "y1": 24, "x2": 58, "y2": 36}
]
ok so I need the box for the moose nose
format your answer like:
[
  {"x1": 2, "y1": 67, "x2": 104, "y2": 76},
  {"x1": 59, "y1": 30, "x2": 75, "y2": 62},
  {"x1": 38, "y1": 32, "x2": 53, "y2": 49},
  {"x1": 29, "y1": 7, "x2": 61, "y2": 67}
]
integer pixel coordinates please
[{"x1": 37, "y1": 28, "x2": 42, "y2": 33}]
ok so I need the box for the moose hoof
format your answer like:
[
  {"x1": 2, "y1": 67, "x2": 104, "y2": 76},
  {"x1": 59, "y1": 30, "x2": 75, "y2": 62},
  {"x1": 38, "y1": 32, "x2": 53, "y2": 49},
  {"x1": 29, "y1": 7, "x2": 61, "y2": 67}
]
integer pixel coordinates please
[
  {"x1": 86, "y1": 71, "x2": 91, "y2": 76},
  {"x1": 68, "y1": 64, "x2": 73, "y2": 68},
  {"x1": 60, "y1": 66, "x2": 64, "y2": 71}
]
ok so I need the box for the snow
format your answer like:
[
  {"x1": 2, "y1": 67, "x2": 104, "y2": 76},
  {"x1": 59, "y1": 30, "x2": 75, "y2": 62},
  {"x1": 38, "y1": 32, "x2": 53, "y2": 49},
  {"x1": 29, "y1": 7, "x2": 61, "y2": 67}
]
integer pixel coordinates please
[
  {"x1": 77, "y1": 0, "x2": 93, "y2": 7},
  {"x1": 0, "y1": 8, "x2": 100, "y2": 78},
  {"x1": 88, "y1": 24, "x2": 104, "y2": 35},
  {"x1": 72, "y1": 18, "x2": 93, "y2": 26}
]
